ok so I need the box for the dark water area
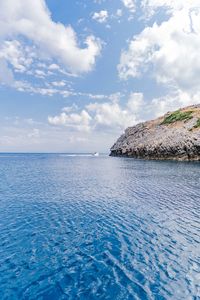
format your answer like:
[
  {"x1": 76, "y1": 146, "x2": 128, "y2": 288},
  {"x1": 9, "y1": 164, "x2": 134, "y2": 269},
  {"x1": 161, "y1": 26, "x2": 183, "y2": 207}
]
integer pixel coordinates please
[{"x1": 0, "y1": 153, "x2": 199, "y2": 299}]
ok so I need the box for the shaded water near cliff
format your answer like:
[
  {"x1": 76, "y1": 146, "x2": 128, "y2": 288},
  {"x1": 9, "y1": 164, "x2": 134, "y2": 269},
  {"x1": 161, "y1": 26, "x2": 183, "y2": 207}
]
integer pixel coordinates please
[{"x1": 0, "y1": 153, "x2": 199, "y2": 299}]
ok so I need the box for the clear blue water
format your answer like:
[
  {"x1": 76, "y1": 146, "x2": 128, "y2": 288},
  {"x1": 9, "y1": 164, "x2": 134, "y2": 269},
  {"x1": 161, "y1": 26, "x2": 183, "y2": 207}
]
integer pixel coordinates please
[{"x1": 0, "y1": 154, "x2": 199, "y2": 300}]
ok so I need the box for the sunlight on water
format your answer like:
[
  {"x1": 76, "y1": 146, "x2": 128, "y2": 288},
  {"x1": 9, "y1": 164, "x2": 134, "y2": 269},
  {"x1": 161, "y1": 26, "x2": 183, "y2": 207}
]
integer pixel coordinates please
[{"x1": 0, "y1": 154, "x2": 199, "y2": 299}]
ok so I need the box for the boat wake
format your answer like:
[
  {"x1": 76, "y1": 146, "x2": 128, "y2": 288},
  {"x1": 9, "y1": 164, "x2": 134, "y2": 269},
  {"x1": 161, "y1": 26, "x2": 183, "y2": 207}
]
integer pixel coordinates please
[{"x1": 60, "y1": 153, "x2": 100, "y2": 157}]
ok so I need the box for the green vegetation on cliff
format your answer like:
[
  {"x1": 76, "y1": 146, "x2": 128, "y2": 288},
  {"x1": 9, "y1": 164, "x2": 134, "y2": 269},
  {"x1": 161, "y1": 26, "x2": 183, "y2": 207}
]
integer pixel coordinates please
[{"x1": 161, "y1": 110, "x2": 193, "y2": 125}]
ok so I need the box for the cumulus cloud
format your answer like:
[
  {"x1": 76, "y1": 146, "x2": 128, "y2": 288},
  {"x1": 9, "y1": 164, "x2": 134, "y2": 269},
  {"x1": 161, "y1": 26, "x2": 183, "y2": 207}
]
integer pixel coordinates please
[
  {"x1": 87, "y1": 101, "x2": 137, "y2": 130},
  {"x1": 48, "y1": 109, "x2": 92, "y2": 132},
  {"x1": 149, "y1": 90, "x2": 200, "y2": 118},
  {"x1": 118, "y1": 3, "x2": 200, "y2": 93},
  {"x1": 92, "y1": 10, "x2": 109, "y2": 23},
  {"x1": 48, "y1": 93, "x2": 144, "y2": 133},
  {"x1": 0, "y1": 0, "x2": 101, "y2": 76}
]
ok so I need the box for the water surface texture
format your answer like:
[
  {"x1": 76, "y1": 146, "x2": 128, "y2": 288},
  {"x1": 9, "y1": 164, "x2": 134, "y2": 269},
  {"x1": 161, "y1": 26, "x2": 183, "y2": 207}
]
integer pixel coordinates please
[{"x1": 0, "y1": 154, "x2": 199, "y2": 299}]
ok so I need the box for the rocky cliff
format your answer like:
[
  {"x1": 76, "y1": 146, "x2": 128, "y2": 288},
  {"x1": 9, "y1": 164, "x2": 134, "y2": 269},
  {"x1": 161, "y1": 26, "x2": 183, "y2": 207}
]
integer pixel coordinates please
[{"x1": 110, "y1": 105, "x2": 200, "y2": 161}]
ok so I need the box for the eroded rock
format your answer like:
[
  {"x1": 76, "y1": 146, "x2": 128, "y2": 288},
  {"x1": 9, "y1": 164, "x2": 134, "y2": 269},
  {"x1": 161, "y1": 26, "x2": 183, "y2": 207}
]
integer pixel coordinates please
[{"x1": 110, "y1": 105, "x2": 200, "y2": 161}]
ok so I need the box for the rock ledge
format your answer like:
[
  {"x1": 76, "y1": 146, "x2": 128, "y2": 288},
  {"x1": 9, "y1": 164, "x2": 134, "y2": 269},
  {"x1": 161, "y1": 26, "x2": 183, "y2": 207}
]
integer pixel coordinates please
[{"x1": 110, "y1": 105, "x2": 200, "y2": 161}]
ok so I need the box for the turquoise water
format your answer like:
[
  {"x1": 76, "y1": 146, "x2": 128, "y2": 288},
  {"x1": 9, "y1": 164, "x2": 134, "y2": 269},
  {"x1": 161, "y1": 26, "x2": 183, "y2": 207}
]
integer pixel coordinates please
[{"x1": 0, "y1": 153, "x2": 199, "y2": 299}]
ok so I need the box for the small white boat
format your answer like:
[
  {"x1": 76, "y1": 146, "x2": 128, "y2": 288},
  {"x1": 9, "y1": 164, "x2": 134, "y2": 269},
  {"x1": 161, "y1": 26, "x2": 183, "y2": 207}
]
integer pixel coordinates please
[{"x1": 93, "y1": 152, "x2": 99, "y2": 157}]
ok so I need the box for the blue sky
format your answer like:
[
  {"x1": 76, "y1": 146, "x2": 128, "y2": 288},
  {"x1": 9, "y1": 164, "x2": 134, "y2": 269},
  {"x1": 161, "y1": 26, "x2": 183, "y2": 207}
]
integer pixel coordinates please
[{"x1": 0, "y1": 0, "x2": 200, "y2": 152}]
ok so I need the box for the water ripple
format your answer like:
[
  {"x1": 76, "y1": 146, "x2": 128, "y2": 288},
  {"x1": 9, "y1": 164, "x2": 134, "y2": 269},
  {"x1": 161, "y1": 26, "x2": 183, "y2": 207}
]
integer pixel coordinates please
[{"x1": 0, "y1": 154, "x2": 199, "y2": 299}]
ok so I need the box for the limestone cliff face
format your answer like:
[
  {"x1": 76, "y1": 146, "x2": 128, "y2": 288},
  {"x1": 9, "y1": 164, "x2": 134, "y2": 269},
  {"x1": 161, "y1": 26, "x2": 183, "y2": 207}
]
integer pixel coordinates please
[{"x1": 110, "y1": 105, "x2": 200, "y2": 161}]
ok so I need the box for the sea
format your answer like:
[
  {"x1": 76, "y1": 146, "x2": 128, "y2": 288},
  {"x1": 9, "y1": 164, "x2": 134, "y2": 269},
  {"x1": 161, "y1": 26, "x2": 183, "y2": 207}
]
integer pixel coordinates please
[{"x1": 0, "y1": 153, "x2": 199, "y2": 300}]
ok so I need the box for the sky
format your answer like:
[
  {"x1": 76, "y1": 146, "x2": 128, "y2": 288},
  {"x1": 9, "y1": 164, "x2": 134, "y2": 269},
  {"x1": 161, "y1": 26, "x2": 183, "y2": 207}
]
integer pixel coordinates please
[{"x1": 1, "y1": 0, "x2": 200, "y2": 152}]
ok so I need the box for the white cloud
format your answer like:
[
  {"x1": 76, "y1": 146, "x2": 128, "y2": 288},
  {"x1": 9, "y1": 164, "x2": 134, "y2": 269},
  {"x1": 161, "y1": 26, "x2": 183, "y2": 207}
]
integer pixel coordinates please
[
  {"x1": 122, "y1": 0, "x2": 136, "y2": 13},
  {"x1": 118, "y1": 4, "x2": 200, "y2": 93},
  {"x1": 48, "y1": 110, "x2": 92, "y2": 132},
  {"x1": 97, "y1": 93, "x2": 144, "y2": 128},
  {"x1": 0, "y1": 0, "x2": 101, "y2": 75},
  {"x1": 87, "y1": 101, "x2": 135, "y2": 130},
  {"x1": 127, "y1": 92, "x2": 144, "y2": 113},
  {"x1": 148, "y1": 90, "x2": 200, "y2": 118},
  {"x1": 0, "y1": 40, "x2": 33, "y2": 74},
  {"x1": 35, "y1": 69, "x2": 46, "y2": 78},
  {"x1": 62, "y1": 104, "x2": 78, "y2": 113},
  {"x1": 92, "y1": 10, "x2": 109, "y2": 23},
  {"x1": 48, "y1": 93, "x2": 144, "y2": 133},
  {"x1": 141, "y1": 0, "x2": 200, "y2": 18},
  {"x1": 52, "y1": 81, "x2": 66, "y2": 87},
  {"x1": 48, "y1": 64, "x2": 60, "y2": 70},
  {"x1": 14, "y1": 81, "x2": 54, "y2": 95},
  {"x1": 10, "y1": 78, "x2": 116, "y2": 99}
]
